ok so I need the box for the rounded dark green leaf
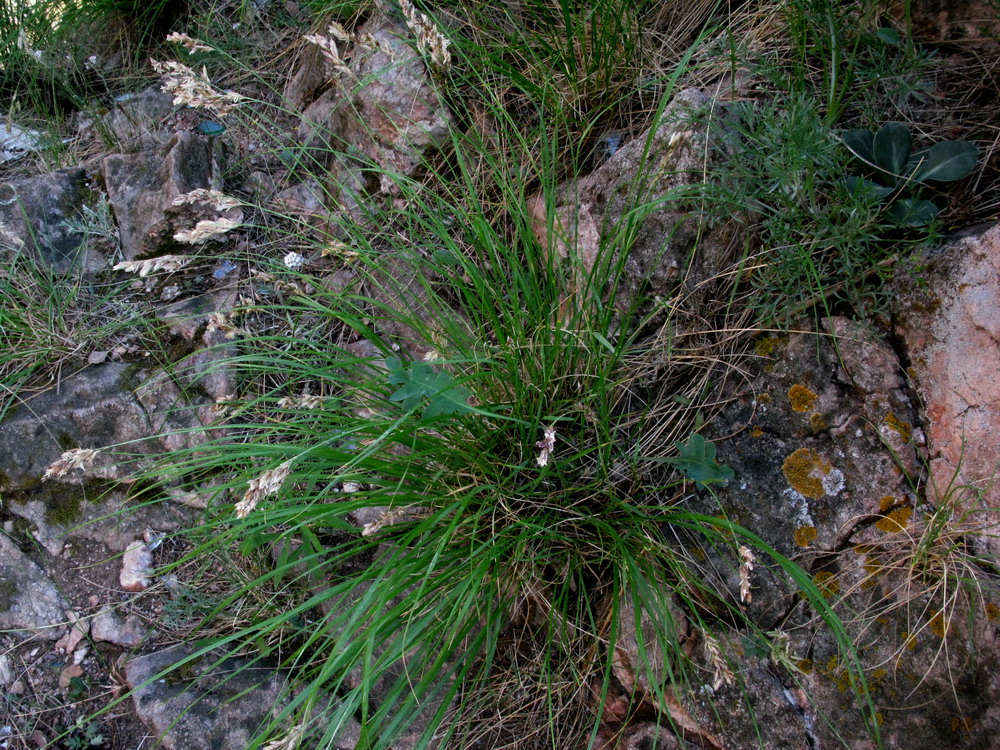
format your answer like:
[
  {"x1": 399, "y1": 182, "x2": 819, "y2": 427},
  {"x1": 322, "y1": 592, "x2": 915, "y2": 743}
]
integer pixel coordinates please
[
  {"x1": 842, "y1": 129, "x2": 875, "y2": 166},
  {"x1": 886, "y1": 198, "x2": 938, "y2": 226},
  {"x1": 873, "y1": 122, "x2": 911, "y2": 176},
  {"x1": 912, "y1": 140, "x2": 978, "y2": 183},
  {"x1": 876, "y1": 27, "x2": 901, "y2": 45}
]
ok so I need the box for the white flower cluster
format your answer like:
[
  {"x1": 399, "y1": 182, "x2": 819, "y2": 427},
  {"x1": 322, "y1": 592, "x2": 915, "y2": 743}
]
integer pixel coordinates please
[{"x1": 283, "y1": 251, "x2": 306, "y2": 270}]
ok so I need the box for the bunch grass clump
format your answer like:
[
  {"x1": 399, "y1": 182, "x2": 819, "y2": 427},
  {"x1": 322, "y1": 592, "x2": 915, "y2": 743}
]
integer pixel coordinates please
[{"x1": 123, "y1": 6, "x2": 881, "y2": 746}]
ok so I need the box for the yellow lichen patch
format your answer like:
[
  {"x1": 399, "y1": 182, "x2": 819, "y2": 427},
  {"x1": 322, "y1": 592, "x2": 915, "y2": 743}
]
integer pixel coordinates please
[
  {"x1": 951, "y1": 716, "x2": 973, "y2": 739},
  {"x1": 750, "y1": 425, "x2": 764, "y2": 438},
  {"x1": 875, "y1": 712, "x2": 885, "y2": 728},
  {"x1": 782, "y1": 448, "x2": 833, "y2": 499},
  {"x1": 986, "y1": 602, "x2": 1000, "y2": 624},
  {"x1": 796, "y1": 658, "x2": 813, "y2": 674},
  {"x1": 878, "y1": 495, "x2": 896, "y2": 512},
  {"x1": 787, "y1": 384, "x2": 818, "y2": 412},
  {"x1": 755, "y1": 336, "x2": 781, "y2": 357},
  {"x1": 901, "y1": 630, "x2": 916, "y2": 650},
  {"x1": 929, "y1": 609, "x2": 949, "y2": 638},
  {"x1": 883, "y1": 412, "x2": 912, "y2": 443},
  {"x1": 861, "y1": 554, "x2": 884, "y2": 590},
  {"x1": 813, "y1": 570, "x2": 839, "y2": 598},
  {"x1": 794, "y1": 525, "x2": 818, "y2": 547},
  {"x1": 875, "y1": 505, "x2": 913, "y2": 533},
  {"x1": 757, "y1": 392, "x2": 772, "y2": 404},
  {"x1": 809, "y1": 412, "x2": 828, "y2": 431}
]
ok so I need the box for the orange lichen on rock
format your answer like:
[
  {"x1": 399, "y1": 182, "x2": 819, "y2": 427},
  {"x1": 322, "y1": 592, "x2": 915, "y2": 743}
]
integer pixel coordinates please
[
  {"x1": 782, "y1": 448, "x2": 833, "y2": 498},
  {"x1": 794, "y1": 525, "x2": 817, "y2": 547},
  {"x1": 751, "y1": 425, "x2": 764, "y2": 438},
  {"x1": 787, "y1": 384, "x2": 818, "y2": 412},
  {"x1": 882, "y1": 412, "x2": 912, "y2": 443},
  {"x1": 929, "y1": 609, "x2": 948, "y2": 638},
  {"x1": 875, "y1": 505, "x2": 913, "y2": 533},
  {"x1": 813, "y1": 570, "x2": 839, "y2": 598}
]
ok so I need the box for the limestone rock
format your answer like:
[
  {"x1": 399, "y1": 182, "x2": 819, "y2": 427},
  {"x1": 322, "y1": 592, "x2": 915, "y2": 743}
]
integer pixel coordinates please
[
  {"x1": 120, "y1": 540, "x2": 153, "y2": 591},
  {"x1": 296, "y1": 16, "x2": 451, "y2": 216},
  {"x1": 103, "y1": 131, "x2": 225, "y2": 259},
  {"x1": 91, "y1": 607, "x2": 147, "y2": 646},
  {"x1": 102, "y1": 86, "x2": 176, "y2": 149},
  {"x1": 528, "y1": 88, "x2": 739, "y2": 319},
  {"x1": 126, "y1": 645, "x2": 361, "y2": 749},
  {"x1": 0, "y1": 168, "x2": 102, "y2": 273},
  {"x1": 0, "y1": 534, "x2": 70, "y2": 639}
]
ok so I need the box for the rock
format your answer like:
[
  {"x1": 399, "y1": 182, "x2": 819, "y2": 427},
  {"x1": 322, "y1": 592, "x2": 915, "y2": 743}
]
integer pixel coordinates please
[
  {"x1": 103, "y1": 131, "x2": 225, "y2": 259},
  {"x1": 893, "y1": 223, "x2": 1000, "y2": 548},
  {"x1": 283, "y1": 43, "x2": 328, "y2": 110},
  {"x1": 0, "y1": 653, "x2": 15, "y2": 686},
  {"x1": 296, "y1": 16, "x2": 451, "y2": 217},
  {"x1": 120, "y1": 540, "x2": 153, "y2": 591},
  {"x1": 53, "y1": 610, "x2": 89, "y2": 654},
  {"x1": 906, "y1": 0, "x2": 1000, "y2": 54},
  {"x1": 0, "y1": 534, "x2": 70, "y2": 639},
  {"x1": 102, "y1": 86, "x2": 176, "y2": 149},
  {"x1": 273, "y1": 178, "x2": 334, "y2": 233},
  {"x1": 528, "y1": 88, "x2": 738, "y2": 320},
  {"x1": 91, "y1": 606, "x2": 148, "y2": 647},
  {"x1": 5, "y1": 487, "x2": 187, "y2": 557},
  {"x1": 58, "y1": 663, "x2": 84, "y2": 689},
  {"x1": 126, "y1": 645, "x2": 361, "y2": 749},
  {"x1": 0, "y1": 168, "x2": 102, "y2": 273},
  {"x1": 616, "y1": 723, "x2": 686, "y2": 750},
  {"x1": 690, "y1": 323, "x2": 918, "y2": 625}
]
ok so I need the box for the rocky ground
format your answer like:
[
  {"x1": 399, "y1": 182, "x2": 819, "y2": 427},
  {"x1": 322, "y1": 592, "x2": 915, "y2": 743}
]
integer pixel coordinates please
[{"x1": 1, "y1": 0, "x2": 1000, "y2": 748}]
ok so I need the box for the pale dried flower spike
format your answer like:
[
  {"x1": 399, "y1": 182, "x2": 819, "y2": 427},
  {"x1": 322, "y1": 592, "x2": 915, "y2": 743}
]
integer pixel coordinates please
[
  {"x1": 113, "y1": 255, "x2": 191, "y2": 277},
  {"x1": 738, "y1": 545, "x2": 755, "y2": 604},
  {"x1": 43, "y1": 448, "x2": 100, "y2": 481},
  {"x1": 236, "y1": 460, "x2": 293, "y2": 518},
  {"x1": 174, "y1": 217, "x2": 241, "y2": 244},
  {"x1": 535, "y1": 424, "x2": 556, "y2": 468},
  {"x1": 165, "y1": 32, "x2": 213, "y2": 55}
]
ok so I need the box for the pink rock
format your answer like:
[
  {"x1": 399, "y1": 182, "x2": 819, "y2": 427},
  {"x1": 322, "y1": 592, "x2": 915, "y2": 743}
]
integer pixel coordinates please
[
  {"x1": 895, "y1": 223, "x2": 1000, "y2": 539},
  {"x1": 120, "y1": 540, "x2": 153, "y2": 591}
]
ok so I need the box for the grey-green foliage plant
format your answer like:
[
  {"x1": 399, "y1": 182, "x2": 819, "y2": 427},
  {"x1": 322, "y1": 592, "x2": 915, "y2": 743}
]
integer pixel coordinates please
[{"x1": 842, "y1": 122, "x2": 979, "y2": 226}]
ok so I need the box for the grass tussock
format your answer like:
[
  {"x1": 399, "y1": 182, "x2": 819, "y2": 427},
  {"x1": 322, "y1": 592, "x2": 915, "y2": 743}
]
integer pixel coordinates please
[{"x1": 2, "y1": 0, "x2": 1000, "y2": 747}]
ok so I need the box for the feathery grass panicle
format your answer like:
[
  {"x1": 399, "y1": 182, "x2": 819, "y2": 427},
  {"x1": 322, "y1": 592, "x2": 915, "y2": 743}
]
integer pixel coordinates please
[
  {"x1": 42, "y1": 448, "x2": 101, "y2": 481},
  {"x1": 399, "y1": 0, "x2": 451, "y2": 69},
  {"x1": 235, "y1": 460, "x2": 293, "y2": 519},
  {"x1": 173, "y1": 217, "x2": 241, "y2": 244},
  {"x1": 150, "y1": 58, "x2": 245, "y2": 117},
  {"x1": 113, "y1": 255, "x2": 192, "y2": 276}
]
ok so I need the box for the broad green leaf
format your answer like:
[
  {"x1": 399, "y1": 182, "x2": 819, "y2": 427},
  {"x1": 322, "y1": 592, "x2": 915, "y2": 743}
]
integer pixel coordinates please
[
  {"x1": 841, "y1": 129, "x2": 876, "y2": 166},
  {"x1": 665, "y1": 433, "x2": 734, "y2": 489},
  {"x1": 872, "y1": 122, "x2": 911, "y2": 177},
  {"x1": 911, "y1": 140, "x2": 978, "y2": 183},
  {"x1": 386, "y1": 358, "x2": 473, "y2": 418},
  {"x1": 886, "y1": 197, "x2": 938, "y2": 226},
  {"x1": 876, "y1": 27, "x2": 901, "y2": 45}
]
